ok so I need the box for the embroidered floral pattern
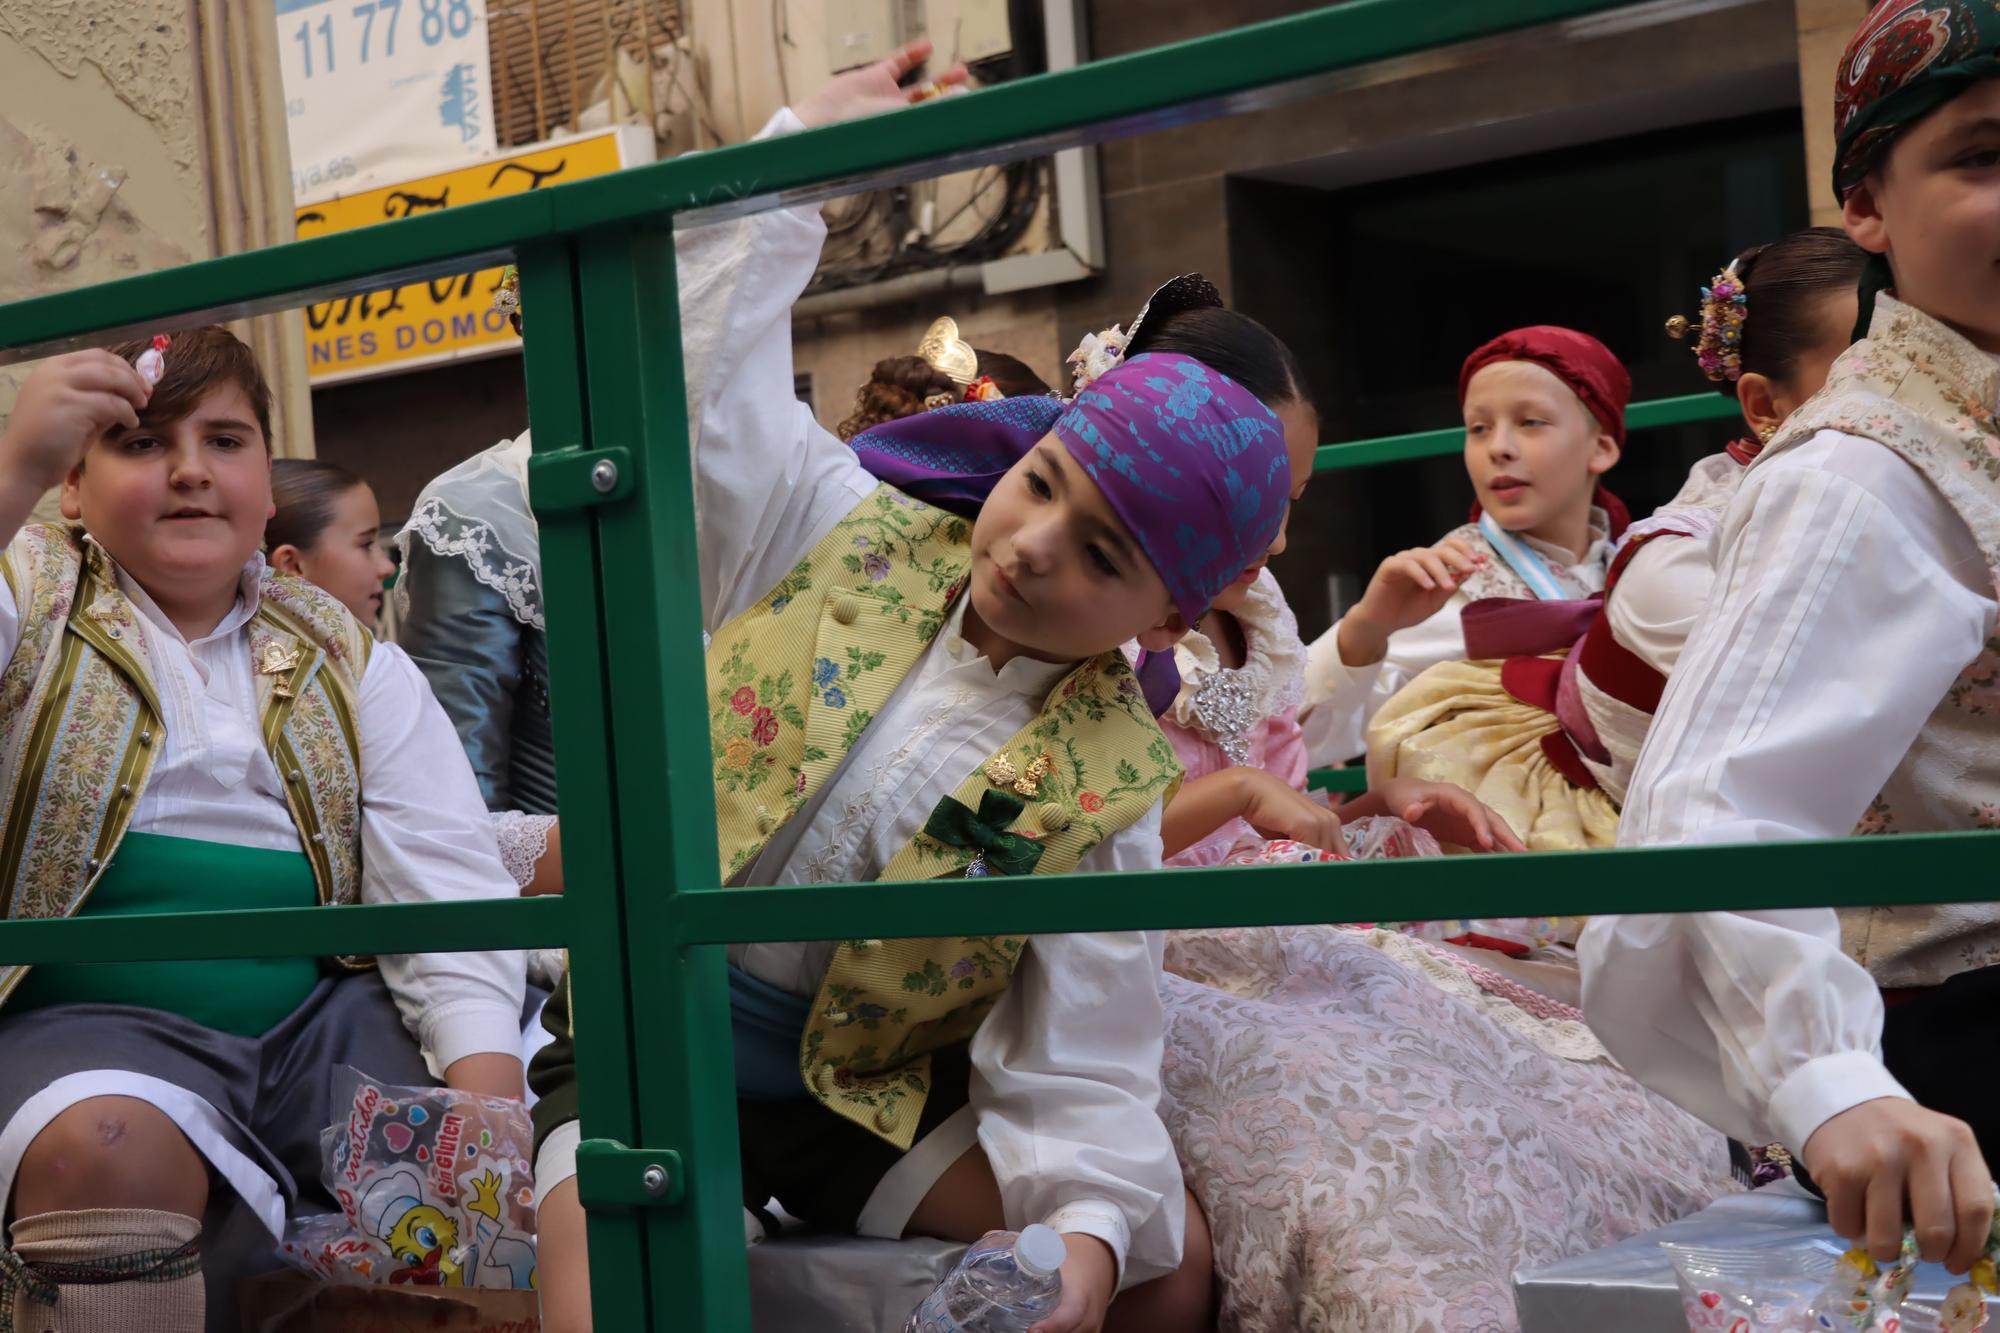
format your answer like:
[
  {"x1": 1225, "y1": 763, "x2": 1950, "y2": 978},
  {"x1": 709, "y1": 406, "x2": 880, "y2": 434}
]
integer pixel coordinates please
[
  {"x1": 0, "y1": 530, "x2": 367, "y2": 997},
  {"x1": 709, "y1": 642, "x2": 800, "y2": 795},
  {"x1": 1856, "y1": 795, "x2": 1897, "y2": 836},
  {"x1": 1159, "y1": 926, "x2": 1735, "y2": 1331},
  {"x1": 1948, "y1": 638, "x2": 2000, "y2": 716}
]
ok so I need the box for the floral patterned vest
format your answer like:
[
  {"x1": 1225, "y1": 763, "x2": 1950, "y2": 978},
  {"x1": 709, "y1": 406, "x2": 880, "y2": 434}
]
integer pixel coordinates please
[
  {"x1": 1756, "y1": 296, "x2": 2000, "y2": 987},
  {"x1": 0, "y1": 525, "x2": 371, "y2": 1009},
  {"x1": 707, "y1": 484, "x2": 1180, "y2": 1147}
]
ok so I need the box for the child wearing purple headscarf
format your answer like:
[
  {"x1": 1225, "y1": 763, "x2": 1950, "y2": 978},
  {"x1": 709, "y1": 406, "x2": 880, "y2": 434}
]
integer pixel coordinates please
[{"x1": 527, "y1": 53, "x2": 1299, "y2": 1333}]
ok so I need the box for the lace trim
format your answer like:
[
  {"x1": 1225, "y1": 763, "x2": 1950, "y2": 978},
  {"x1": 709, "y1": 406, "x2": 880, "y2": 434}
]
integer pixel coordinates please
[
  {"x1": 1355, "y1": 928, "x2": 1612, "y2": 1064},
  {"x1": 1169, "y1": 570, "x2": 1307, "y2": 761},
  {"x1": 491, "y1": 810, "x2": 556, "y2": 889},
  {"x1": 404, "y1": 496, "x2": 545, "y2": 630}
]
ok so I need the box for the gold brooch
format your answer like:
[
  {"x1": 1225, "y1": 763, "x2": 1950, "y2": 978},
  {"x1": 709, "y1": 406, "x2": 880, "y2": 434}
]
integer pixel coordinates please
[
  {"x1": 1012, "y1": 752, "x2": 1053, "y2": 799},
  {"x1": 983, "y1": 754, "x2": 1018, "y2": 787},
  {"x1": 258, "y1": 643, "x2": 302, "y2": 698}
]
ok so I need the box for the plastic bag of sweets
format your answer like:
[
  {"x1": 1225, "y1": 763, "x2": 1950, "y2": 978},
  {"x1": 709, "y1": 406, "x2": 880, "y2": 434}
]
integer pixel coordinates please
[{"x1": 279, "y1": 1066, "x2": 538, "y2": 1290}]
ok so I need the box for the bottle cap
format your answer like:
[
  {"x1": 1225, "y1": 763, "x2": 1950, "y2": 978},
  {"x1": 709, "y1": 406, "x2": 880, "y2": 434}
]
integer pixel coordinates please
[{"x1": 1015, "y1": 1224, "x2": 1067, "y2": 1279}]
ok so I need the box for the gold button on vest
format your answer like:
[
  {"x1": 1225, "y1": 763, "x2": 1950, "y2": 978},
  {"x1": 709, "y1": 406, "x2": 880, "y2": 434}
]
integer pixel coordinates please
[
  {"x1": 1037, "y1": 802, "x2": 1070, "y2": 832},
  {"x1": 832, "y1": 596, "x2": 860, "y2": 625}
]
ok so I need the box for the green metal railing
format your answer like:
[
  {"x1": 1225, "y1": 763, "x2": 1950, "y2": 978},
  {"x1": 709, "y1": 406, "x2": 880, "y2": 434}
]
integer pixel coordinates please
[{"x1": 0, "y1": 1, "x2": 1980, "y2": 1327}]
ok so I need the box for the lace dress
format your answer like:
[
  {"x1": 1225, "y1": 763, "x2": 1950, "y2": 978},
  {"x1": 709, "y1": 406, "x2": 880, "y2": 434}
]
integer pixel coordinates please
[{"x1": 1153, "y1": 573, "x2": 1736, "y2": 1332}]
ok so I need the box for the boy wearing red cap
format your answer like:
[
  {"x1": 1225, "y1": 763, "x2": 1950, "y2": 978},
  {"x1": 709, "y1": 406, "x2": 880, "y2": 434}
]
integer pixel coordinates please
[
  {"x1": 1585, "y1": 0, "x2": 2000, "y2": 1278},
  {"x1": 1298, "y1": 327, "x2": 1629, "y2": 767}
]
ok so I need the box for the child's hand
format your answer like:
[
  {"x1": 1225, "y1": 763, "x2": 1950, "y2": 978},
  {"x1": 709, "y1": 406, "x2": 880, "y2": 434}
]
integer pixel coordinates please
[
  {"x1": 1337, "y1": 536, "x2": 1486, "y2": 667},
  {"x1": 1373, "y1": 777, "x2": 1525, "y2": 852},
  {"x1": 1233, "y1": 768, "x2": 1345, "y2": 852},
  {"x1": 1805, "y1": 1097, "x2": 1994, "y2": 1273},
  {"x1": 794, "y1": 39, "x2": 969, "y2": 129},
  {"x1": 0, "y1": 351, "x2": 148, "y2": 494},
  {"x1": 1028, "y1": 1232, "x2": 1117, "y2": 1333}
]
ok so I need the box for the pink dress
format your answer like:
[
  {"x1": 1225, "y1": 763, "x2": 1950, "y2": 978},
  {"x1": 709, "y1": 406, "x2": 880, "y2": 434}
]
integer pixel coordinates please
[
  {"x1": 1152, "y1": 572, "x2": 1736, "y2": 1332},
  {"x1": 1157, "y1": 572, "x2": 1312, "y2": 868}
]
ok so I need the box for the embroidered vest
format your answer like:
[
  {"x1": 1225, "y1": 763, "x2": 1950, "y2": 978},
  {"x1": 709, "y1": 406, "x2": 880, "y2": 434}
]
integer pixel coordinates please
[
  {"x1": 0, "y1": 525, "x2": 372, "y2": 1009},
  {"x1": 1756, "y1": 296, "x2": 2000, "y2": 987},
  {"x1": 706, "y1": 484, "x2": 1180, "y2": 1148}
]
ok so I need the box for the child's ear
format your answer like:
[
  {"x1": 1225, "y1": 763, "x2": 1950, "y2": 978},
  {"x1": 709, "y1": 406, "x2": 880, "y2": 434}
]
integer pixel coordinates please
[
  {"x1": 1586, "y1": 430, "x2": 1621, "y2": 478},
  {"x1": 58, "y1": 466, "x2": 84, "y2": 521},
  {"x1": 1736, "y1": 372, "x2": 1786, "y2": 442},
  {"x1": 1134, "y1": 608, "x2": 1192, "y2": 653},
  {"x1": 268, "y1": 543, "x2": 305, "y2": 575},
  {"x1": 1844, "y1": 177, "x2": 1891, "y2": 256}
]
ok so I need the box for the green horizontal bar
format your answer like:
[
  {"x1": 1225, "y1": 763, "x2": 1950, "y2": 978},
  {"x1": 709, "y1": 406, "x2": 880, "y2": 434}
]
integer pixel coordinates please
[
  {"x1": 676, "y1": 830, "x2": 2000, "y2": 944},
  {"x1": 0, "y1": 894, "x2": 568, "y2": 966},
  {"x1": 0, "y1": 0, "x2": 1737, "y2": 361},
  {"x1": 1307, "y1": 767, "x2": 1369, "y2": 794},
  {"x1": 1313, "y1": 392, "x2": 1741, "y2": 473},
  {"x1": 8, "y1": 828, "x2": 1990, "y2": 960}
]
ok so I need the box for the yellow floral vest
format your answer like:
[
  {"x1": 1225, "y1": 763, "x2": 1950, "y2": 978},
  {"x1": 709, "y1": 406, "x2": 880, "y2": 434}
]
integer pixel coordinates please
[
  {"x1": 1759, "y1": 296, "x2": 2000, "y2": 986},
  {"x1": 0, "y1": 524, "x2": 372, "y2": 1009},
  {"x1": 707, "y1": 484, "x2": 1181, "y2": 1147}
]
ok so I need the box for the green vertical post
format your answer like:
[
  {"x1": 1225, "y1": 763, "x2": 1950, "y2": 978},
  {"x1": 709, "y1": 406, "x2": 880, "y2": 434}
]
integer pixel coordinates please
[
  {"x1": 565, "y1": 219, "x2": 751, "y2": 1329},
  {"x1": 516, "y1": 236, "x2": 657, "y2": 1324}
]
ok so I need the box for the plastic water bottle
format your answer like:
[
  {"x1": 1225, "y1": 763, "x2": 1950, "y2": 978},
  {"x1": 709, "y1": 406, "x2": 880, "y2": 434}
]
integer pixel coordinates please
[{"x1": 905, "y1": 1224, "x2": 1067, "y2": 1332}]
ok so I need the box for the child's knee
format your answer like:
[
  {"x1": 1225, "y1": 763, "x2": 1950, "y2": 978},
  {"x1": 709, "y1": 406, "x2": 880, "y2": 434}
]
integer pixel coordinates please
[{"x1": 13, "y1": 1096, "x2": 207, "y2": 1218}]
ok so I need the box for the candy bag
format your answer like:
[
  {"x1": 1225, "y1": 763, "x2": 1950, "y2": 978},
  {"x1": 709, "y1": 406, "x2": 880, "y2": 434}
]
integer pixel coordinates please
[
  {"x1": 278, "y1": 1066, "x2": 538, "y2": 1290},
  {"x1": 1665, "y1": 1241, "x2": 1845, "y2": 1332}
]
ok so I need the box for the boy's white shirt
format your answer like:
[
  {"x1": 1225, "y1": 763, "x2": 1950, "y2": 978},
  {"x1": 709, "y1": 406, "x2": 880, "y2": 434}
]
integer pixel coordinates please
[
  {"x1": 1296, "y1": 518, "x2": 1614, "y2": 763},
  {"x1": 650, "y1": 106, "x2": 1179, "y2": 1285},
  {"x1": 1584, "y1": 426, "x2": 1997, "y2": 1155},
  {"x1": 0, "y1": 541, "x2": 528, "y2": 1074}
]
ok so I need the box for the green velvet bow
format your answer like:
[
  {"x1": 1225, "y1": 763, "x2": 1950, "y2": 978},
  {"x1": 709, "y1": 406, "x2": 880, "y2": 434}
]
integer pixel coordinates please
[{"x1": 923, "y1": 788, "x2": 1045, "y2": 877}]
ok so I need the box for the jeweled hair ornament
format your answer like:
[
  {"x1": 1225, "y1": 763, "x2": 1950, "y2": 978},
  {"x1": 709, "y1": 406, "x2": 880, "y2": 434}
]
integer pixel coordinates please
[{"x1": 1665, "y1": 259, "x2": 1746, "y2": 383}]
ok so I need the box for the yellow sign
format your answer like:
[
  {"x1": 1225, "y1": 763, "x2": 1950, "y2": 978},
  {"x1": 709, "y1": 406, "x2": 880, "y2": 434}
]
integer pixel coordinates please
[{"x1": 295, "y1": 125, "x2": 650, "y2": 384}]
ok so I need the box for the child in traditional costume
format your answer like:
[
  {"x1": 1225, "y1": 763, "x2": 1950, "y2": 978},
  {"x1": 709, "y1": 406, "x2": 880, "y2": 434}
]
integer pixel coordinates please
[
  {"x1": 0, "y1": 329, "x2": 527, "y2": 1333},
  {"x1": 857, "y1": 289, "x2": 1722, "y2": 1331},
  {"x1": 1050, "y1": 277, "x2": 1521, "y2": 860},
  {"x1": 528, "y1": 53, "x2": 1291, "y2": 1333},
  {"x1": 1585, "y1": 0, "x2": 2000, "y2": 1278},
  {"x1": 1297, "y1": 328, "x2": 1629, "y2": 769},
  {"x1": 1366, "y1": 229, "x2": 1866, "y2": 850},
  {"x1": 268, "y1": 459, "x2": 562, "y2": 903}
]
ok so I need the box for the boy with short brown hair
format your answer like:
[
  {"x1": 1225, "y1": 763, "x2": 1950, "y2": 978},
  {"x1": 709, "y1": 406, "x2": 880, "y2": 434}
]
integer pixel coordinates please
[{"x1": 0, "y1": 327, "x2": 526, "y2": 1333}]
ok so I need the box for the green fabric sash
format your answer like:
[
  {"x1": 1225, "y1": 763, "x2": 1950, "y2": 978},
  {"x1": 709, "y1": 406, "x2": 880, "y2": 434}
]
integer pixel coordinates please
[{"x1": 10, "y1": 831, "x2": 320, "y2": 1037}]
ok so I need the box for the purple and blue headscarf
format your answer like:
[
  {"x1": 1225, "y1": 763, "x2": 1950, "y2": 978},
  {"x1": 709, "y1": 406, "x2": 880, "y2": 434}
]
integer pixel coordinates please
[
  {"x1": 851, "y1": 352, "x2": 1292, "y2": 711},
  {"x1": 852, "y1": 352, "x2": 1289, "y2": 620}
]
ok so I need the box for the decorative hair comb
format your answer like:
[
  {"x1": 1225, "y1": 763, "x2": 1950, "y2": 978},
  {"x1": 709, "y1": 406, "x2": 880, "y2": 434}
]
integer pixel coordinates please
[
  {"x1": 136, "y1": 334, "x2": 171, "y2": 387},
  {"x1": 917, "y1": 316, "x2": 978, "y2": 387},
  {"x1": 1665, "y1": 259, "x2": 1746, "y2": 382},
  {"x1": 1067, "y1": 272, "x2": 1224, "y2": 395}
]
